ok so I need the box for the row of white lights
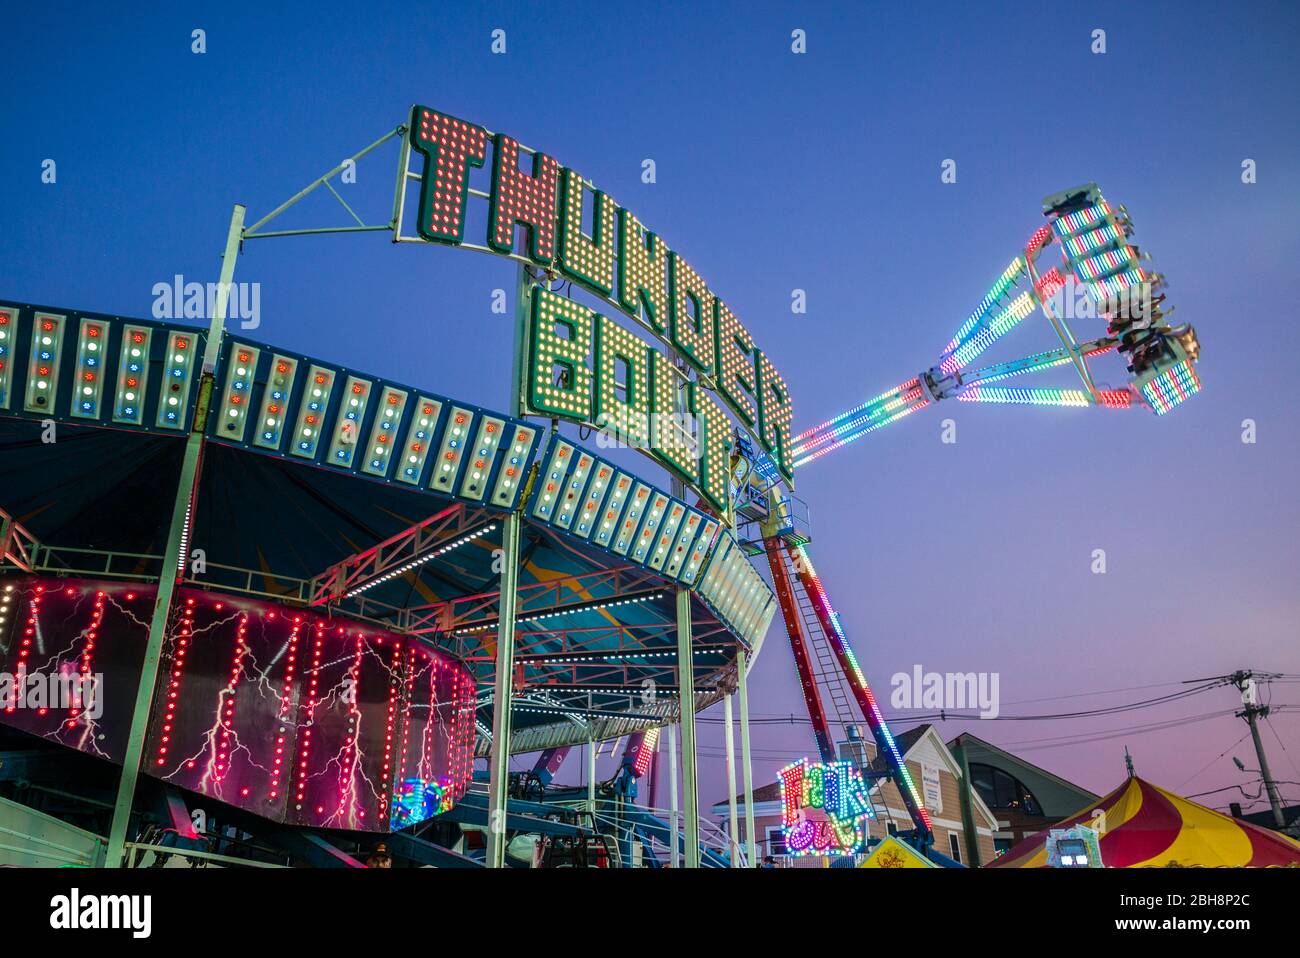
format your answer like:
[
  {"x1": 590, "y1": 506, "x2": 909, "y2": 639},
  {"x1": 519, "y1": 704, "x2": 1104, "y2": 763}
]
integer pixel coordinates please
[
  {"x1": 526, "y1": 647, "x2": 716, "y2": 666},
  {"x1": 345, "y1": 523, "x2": 497, "y2": 599},
  {"x1": 453, "y1": 592, "x2": 665, "y2": 635}
]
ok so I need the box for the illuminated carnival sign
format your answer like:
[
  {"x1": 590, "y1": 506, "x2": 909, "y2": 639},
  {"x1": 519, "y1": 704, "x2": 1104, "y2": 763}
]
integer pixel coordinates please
[
  {"x1": 406, "y1": 105, "x2": 796, "y2": 515},
  {"x1": 778, "y1": 758, "x2": 876, "y2": 856}
]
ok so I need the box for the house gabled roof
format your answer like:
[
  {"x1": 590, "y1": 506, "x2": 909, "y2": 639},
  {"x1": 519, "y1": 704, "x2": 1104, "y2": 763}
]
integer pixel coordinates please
[{"x1": 947, "y1": 732, "x2": 1100, "y2": 806}]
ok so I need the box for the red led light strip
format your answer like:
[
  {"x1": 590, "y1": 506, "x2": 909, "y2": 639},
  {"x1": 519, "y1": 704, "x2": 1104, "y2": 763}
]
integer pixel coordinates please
[
  {"x1": 293, "y1": 623, "x2": 325, "y2": 809},
  {"x1": 214, "y1": 614, "x2": 248, "y2": 783},
  {"x1": 268, "y1": 617, "x2": 303, "y2": 800},
  {"x1": 68, "y1": 589, "x2": 105, "y2": 725},
  {"x1": 6, "y1": 588, "x2": 42, "y2": 714},
  {"x1": 154, "y1": 597, "x2": 196, "y2": 767}
]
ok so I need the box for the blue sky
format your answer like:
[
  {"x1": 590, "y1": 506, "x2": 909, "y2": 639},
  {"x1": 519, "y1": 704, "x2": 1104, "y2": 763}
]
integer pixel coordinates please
[{"x1": 3, "y1": 1, "x2": 1298, "y2": 816}]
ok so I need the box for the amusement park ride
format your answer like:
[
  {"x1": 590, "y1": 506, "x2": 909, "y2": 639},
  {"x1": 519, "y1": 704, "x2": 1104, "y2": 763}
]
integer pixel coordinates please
[{"x1": 0, "y1": 103, "x2": 1201, "y2": 868}]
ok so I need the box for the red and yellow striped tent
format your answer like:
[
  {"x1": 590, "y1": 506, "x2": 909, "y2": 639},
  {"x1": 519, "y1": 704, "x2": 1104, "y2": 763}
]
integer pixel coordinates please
[{"x1": 988, "y1": 776, "x2": 1300, "y2": 868}]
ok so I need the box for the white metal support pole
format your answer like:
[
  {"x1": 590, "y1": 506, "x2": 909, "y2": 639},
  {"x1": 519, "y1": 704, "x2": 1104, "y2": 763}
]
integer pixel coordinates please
[
  {"x1": 486, "y1": 262, "x2": 531, "y2": 868},
  {"x1": 724, "y1": 689, "x2": 740, "y2": 866},
  {"x1": 667, "y1": 720, "x2": 680, "y2": 868},
  {"x1": 737, "y1": 647, "x2": 757, "y2": 867},
  {"x1": 104, "y1": 205, "x2": 245, "y2": 867},
  {"x1": 671, "y1": 474, "x2": 700, "y2": 867},
  {"x1": 588, "y1": 695, "x2": 597, "y2": 816}
]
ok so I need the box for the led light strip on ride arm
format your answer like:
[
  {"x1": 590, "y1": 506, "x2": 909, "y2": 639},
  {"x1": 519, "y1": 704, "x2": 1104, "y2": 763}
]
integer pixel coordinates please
[
  {"x1": 788, "y1": 543, "x2": 934, "y2": 839},
  {"x1": 788, "y1": 183, "x2": 1204, "y2": 467}
]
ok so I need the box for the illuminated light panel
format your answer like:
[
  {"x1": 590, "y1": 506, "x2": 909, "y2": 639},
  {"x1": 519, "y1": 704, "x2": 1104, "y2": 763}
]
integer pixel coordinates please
[
  {"x1": 592, "y1": 313, "x2": 650, "y2": 448},
  {"x1": 526, "y1": 287, "x2": 593, "y2": 421},
  {"x1": 362, "y1": 386, "x2": 408, "y2": 477},
  {"x1": 25, "y1": 312, "x2": 65, "y2": 414},
  {"x1": 941, "y1": 257, "x2": 1025, "y2": 356},
  {"x1": 696, "y1": 530, "x2": 778, "y2": 646},
  {"x1": 591, "y1": 471, "x2": 634, "y2": 548},
  {"x1": 557, "y1": 169, "x2": 617, "y2": 295},
  {"x1": 662, "y1": 510, "x2": 705, "y2": 580},
  {"x1": 69, "y1": 318, "x2": 108, "y2": 419},
  {"x1": 572, "y1": 462, "x2": 614, "y2": 540},
  {"x1": 215, "y1": 344, "x2": 260, "y2": 441},
  {"x1": 633, "y1": 727, "x2": 660, "y2": 777},
  {"x1": 617, "y1": 210, "x2": 669, "y2": 334},
  {"x1": 254, "y1": 354, "x2": 298, "y2": 450},
  {"x1": 489, "y1": 424, "x2": 537, "y2": 508},
  {"x1": 668, "y1": 252, "x2": 716, "y2": 374},
  {"x1": 410, "y1": 106, "x2": 488, "y2": 244},
  {"x1": 430, "y1": 406, "x2": 474, "y2": 495},
  {"x1": 696, "y1": 389, "x2": 732, "y2": 518},
  {"x1": 1061, "y1": 223, "x2": 1125, "y2": 260},
  {"x1": 488, "y1": 133, "x2": 560, "y2": 265},
  {"x1": 940, "y1": 292, "x2": 1036, "y2": 374},
  {"x1": 649, "y1": 349, "x2": 698, "y2": 483},
  {"x1": 553, "y1": 449, "x2": 596, "y2": 531},
  {"x1": 1140, "y1": 359, "x2": 1201, "y2": 415},
  {"x1": 712, "y1": 540, "x2": 748, "y2": 627},
  {"x1": 1073, "y1": 247, "x2": 1140, "y2": 283},
  {"x1": 1025, "y1": 224, "x2": 1053, "y2": 257},
  {"x1": 0, "y1": 307, "x2": 13, "y2": 409},
  {"x1": 531, "y1": 438, "x2": 576, "y2": 521},
  {"x1": 155, "y1": 330, "x2": 197, "y2": 429},
  {"x1": 756, "y1": 350, "x2": 794, "y2": 480},
  {"x1": 713, "y1": 300, "x2": 757, "y2": 426},
  {"x1": 678, "y1": 518, "x2": 719, "y2": 586},
  {"x1": 327, "y1": 376, "x2": 373, "y2": 468},
  {"x1": 1086, "y1": 269, "x2": 1146, "y2": 303},
  {"x1": 291, "y1": 365, "x2": 335, "y2": 458},
  {"x1": 1052, "y1": 200, "x2": 1115, "y2": 238},
  {"x1": 611, "y1": 482, "x2": 653, "y2": 555},
  {"x1": 458, "y1": 414, "x2": 505, "y2": 502},
  {"x1": 646, "y1": 500, "x2": 687, "y2": 572},
  {"x1": 631, "y1": 492, "x2": 670, "y2": 564},
  {"x1": 1035, "y1": 267, "x2": 1067, "y2": 301},
  {"x1": 397, "y1": 396, "x2": 443, "y2": 485}
]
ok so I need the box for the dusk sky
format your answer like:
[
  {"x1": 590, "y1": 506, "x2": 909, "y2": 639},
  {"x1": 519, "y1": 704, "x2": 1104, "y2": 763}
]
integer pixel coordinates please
[{"x1": 2, "y1": 1, "x2": 1297, "y2": 818}]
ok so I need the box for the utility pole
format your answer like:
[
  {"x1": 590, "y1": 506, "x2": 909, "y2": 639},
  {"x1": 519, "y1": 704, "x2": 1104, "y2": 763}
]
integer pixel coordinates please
[
  {"x1": 1124, "y1": 746, "x2": 1135, "y2": 779},
  {"x1": 1230, "y1": 671, "x2": 1287, "y2": 830}
]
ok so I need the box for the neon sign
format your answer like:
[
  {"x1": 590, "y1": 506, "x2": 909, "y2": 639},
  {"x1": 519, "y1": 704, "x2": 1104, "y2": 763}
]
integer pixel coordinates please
[
  {"x1": 407, "y1": 105, "x2": 796, "y2": 505},
  {"x1": 778, "y1": 758, "x2": 876, "y2": 856}
]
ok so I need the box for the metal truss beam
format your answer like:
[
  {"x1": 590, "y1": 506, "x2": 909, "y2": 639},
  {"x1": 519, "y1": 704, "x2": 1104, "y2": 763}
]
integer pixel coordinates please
[{"x1": 308, "y1": 502, "x2": 495, "y2": 604}]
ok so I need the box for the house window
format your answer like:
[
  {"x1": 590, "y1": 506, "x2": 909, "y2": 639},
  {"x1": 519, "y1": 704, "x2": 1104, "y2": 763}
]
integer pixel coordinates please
[
  {"x1": 765, "y1": 826, "x2": 787, "y2": 856},
  {"x1": 969, "y1": 763, "x2": 1043, "y2": 815},
  {"x1": 948, "y1": 832, "x2": 962, "y2": 863}
]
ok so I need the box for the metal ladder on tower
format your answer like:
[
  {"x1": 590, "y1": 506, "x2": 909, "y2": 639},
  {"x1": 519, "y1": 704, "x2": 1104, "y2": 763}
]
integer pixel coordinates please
[{"x1": 787, "y1": 553, "x2": 858, "y2": 739}]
